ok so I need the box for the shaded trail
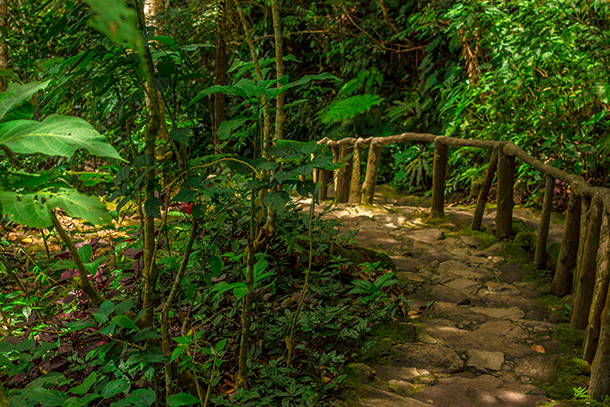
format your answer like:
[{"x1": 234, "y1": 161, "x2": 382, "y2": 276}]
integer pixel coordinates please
[{"x1": 301, "y1": 191, "x2": 581, "y2": 407}]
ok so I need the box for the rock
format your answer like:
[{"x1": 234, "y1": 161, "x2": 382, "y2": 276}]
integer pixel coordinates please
[
  {"x1": 469, "y1": 306, "x2": 525, "y2": 320},
  {"x1": 460, "y1": 236, "x2": 482, "y2": 248},
  {"x1": 388, "y1": 379, "x2": 414, "y2": 394},
  {"x1": 417, "y1": 333, "x2": 437, "y2": 344},
  {"x1": 466, "y1": 349, "x2": 505, "y2": 371},
  {"x1": 355, "y1": 230, "x2": 400, "y2": 250},
  {"x1": 355, "y1": 385, "x2": 434, "y2": 407},
  {"x1": 396, "y1": 272, "x2": 427, "y2": 284},
  {"x1": 476, "y1": 243, "x2": 505, "y2": 258},
  {"x1": 497, "y1": 264, "x2": 524, "y2": 284},
  {"x1": 413, "y1": 375, "x2": 547, "y2": 407},
  {"x1": 513, "y1": 354, "x2": 555, "y2": 382},
  {"x1": 392, "y1": 256, "x2": 425, "y2": 273},
  {"x1": 392, "y1": 343, "x2": 464, "y2": 374},
  {"x1": 426, "y1": 285, "x2": 468, "y2": 303},
  {"x1": 479, "y1": 281, "x2": 522, "y2": 296},
  {"x1": 349, "y1": 363, "x2": 376, "y2": 384},
  {"x1": 397, "y1": 229, "x2": 444, "y2": 244},
  {"x1": 373, "y1": 365, "x2": 421, "y2": 383},
  {"x1": 444, "y1": 278, "x2": 480, "y2": 291}
]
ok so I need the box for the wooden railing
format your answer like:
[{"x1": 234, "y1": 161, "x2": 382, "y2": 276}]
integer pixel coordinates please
[{"x1": 317, "y1": 132, "x2": 610, "y2": 395}]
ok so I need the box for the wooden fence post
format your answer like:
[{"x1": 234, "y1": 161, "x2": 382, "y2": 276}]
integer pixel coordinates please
[
  {"x1": 331, "y1": 146, "x2": 339, "y2": 199},
  {"x1": 430, "y1": 139, "x2": 448, "y2": 218},
  {"x1": 583, "y1": 208, "x2": 610, "y2": 362},
  {"x1": 349, "y1": 142, "x2": 363, "y2": 204},
  {"x1": 361, "y1": 142, "x2": 382, "y2": 205},
  {"x1": 496, "y1": 147, "x2": 515, "y2": 239},
  {"x1": 551, "y1": 193, "x2": 582, "y2": 297},
  {"x1": 318, "y1": 170, "x2": 330, "y2": 201},
  {"x1": 571, "y1": 194, "x2": 603, "y2": 330},
  {"x1": 472, "y1": 146, "x2": 499, "y2": 231},
  {"x1": 534, "y1": 175, "x2": 555, "y2": 269},
  {"x1": 589, "y1": 270, "x2": 610, "y2": 400},
  {"x1": 336, "y1": 145, "x2": 352, "y2": 203}
]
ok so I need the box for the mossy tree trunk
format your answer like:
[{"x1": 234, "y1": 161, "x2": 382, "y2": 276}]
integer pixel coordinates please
[
  {"x1": 589, "y1": 277, "x2": 610, "y2": 400},
  {"x1": 430, "y1": 140, "x2": 448, "y2": 218},
  {"x1": 551, "y1": 192, "x2": 582, "y2": 296},
  {"x1": 571, "y1": 194, "x2": 603, "y2": 330}
]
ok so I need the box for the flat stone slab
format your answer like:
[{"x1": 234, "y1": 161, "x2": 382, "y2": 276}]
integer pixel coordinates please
[
  {"x1": 414, "y1": 375, "x2": 547, "y2": 407},
  {"x1": 354, "y1": 230, "x2": 399, "y2": 250},
  {"x1": 392, "y1": 343, "x2": 464, "y2": 374},
  {"x1": 513, "y1": 354, "x2": 556, "y2": 382},
  {"x1": 469, "y1": 306, "x2": 526, "y2": 320},
  {"x1": 356, "y1": 385, "x2": 434, "y2": 407},
  {"x1": 444, "y1": 278, "x2": 479, "y2": 290},
  {"x1": 397, "y1": 229, "x2": 444, "y2": 244},
  {"x1": 467, "y1": 349, "x2": 504, "y2": 371}
]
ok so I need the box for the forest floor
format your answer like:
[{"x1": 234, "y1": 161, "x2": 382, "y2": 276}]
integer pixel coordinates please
[{"x1": 299, "y1": 186, "x2": 591, "y2": 407}]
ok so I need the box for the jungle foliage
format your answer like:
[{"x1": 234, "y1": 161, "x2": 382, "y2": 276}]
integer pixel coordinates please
[{"x1": 0, "y1": 0, "x2": 608, "y2": 406}]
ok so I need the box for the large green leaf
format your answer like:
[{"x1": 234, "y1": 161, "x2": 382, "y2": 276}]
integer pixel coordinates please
[
  {"x1": 0, "y1": 114, "x2": 123, "y2": 159},
  {"x1": 0, "y1": 188, "x2": 112, "y2": 228},
  {"x1": 0, "y1": 81, "x2": 49, "y2": 123},
  {"x1": 84, "y1": 0, "x2": 142, "y2": 55}
]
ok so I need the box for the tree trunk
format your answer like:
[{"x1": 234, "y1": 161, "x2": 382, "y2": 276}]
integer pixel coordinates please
[
  {"x1": 213, "y1": 34, "x2": 227, "y2": 151},
  {"x1": 430, "y1": 140, "x2": 448, "y2": 218},
  {"x1": 534, "y1": 175, "x2": 555, "y2": 269},
  {"x1": 551, "y1": 192, "x2": 582, "y2": 297},
  {"x1": 318, "y1": 170, "x2": 330, "y2": 201},
  {"x1": 336, "y1": 145, "x2": 352, "y2": 203},
  {"x1": 583, "y1": 210, "x2": 610, "y2": 363},
  {"x1": 361, "y1": 143, "x2": 382, "y2": 205},
  {"x1": 496, "y1": 149, "x2": 515, "y2": 239},
  {"x1": 571, "y1": 194, "x2": 603, "y2": 330},
  {"x1": 270, "y1": 0, "x2": 285, "y2": 142},
  {"x1": 472, "y1": 146, "x2": 499, "y2": 231}
]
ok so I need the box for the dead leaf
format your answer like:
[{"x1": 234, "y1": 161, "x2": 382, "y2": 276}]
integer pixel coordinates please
[{"x1": 532, "y1": 345, "x2": 545, "y2": 353}]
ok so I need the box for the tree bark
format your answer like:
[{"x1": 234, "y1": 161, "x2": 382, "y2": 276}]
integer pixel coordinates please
[
  {"x1": 270, "y1": 0, "x2": 285, "y2": 142},
  {"x1": 571, "y1": 194, "x2": 603, "y2": 330},
  {"x1": 534, "y1": 175, "x2": 555, "y2": 269},
  {"x1": 0, "y1": 0, "x2": 7, "y2": 93},
  {"x1": 361, "y1": 143, "x2": 382, "y2": 205},
  {"x1": 213, "y1": 33, "x2": 227, "y2": 151},
  {"x1": 336, "y1": 145, "x2": 352, "y2": 203},
  {"x1": 318, "y1": 170, "x2": 330, "y2": 201},
  {"x1": 472, "y1": 146, "x2": 499, "y2": 231},
  {"x1": 583, "y1": 210, "x2": 610, "y2": 363},
  {"x1": 431, "y1": 140, "x2": 448, "y2": 218},
  {"x1": 551, "y1": 193, "x2": 582, "y2": 297},
  {"x1": 496, "y1": 149, "x2": 515, "y2": 239}
]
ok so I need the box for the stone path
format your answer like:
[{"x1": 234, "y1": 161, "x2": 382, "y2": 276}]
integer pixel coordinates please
[{"x1": 300, "y1": 192, "x2": 584, "y2": 407}]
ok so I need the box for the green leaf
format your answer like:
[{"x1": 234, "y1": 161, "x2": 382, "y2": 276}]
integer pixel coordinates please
[
  {"x1": 101, "y1": 378, "x2": 130, "y2": 399},
  {"x1": 214, "y1": 339, "x2": 227, "y2": 352},
  {"x1": 253, "y1": 258, "x2": 269, "y2": 282},
  {"x1": 127, "y1": 389, "x2": 156, "y2": 407},
  {"x1": 94, "y1": 300, "x2": 115, "y2": 323},
  {"x1": 70, "y1": 372, "x2": 97, "y2": 396},
  {"x1": 78, "y1": 244, "x2": 93, "y2": 263},
  {"x1": 233, "y1": 286, "x2": 248, "y2": 300},
  {"x1": 115, "y1": 298, "x2": 134, "y2": 315},
  {"x1": 0, "y1": 114, "x2": 123, "y2": 160},
  {"x1": 167, "y1": 393, "x2": 201, "y2": 407},
  {"x1": 217, "y1": 116, "x2": 249, "y2": 140},
  {"x1": 144, "y1": 197, "x2": 163, "y2": 218},
  {"x1": 320, "y1": 94, "x2": 384, "y2": 124},
  {"x1": 84, "y1": 0, "x2": 142, "y2": 54},
  {"x1": 0, "y1": 81, "x2": 49, "y2": 123},
  {"x1": 263, "y1": 190, "x2": 290, "y2": 215},
  {"x1": 110, "y1": 315, "x2": 139, "y2": 331},
  {"x1": 210, "y1": 255, "x2": 223, "y2": 276}
]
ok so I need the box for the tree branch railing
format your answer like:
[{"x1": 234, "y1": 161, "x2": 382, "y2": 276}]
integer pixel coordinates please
[{"x1": 317, "y1": 132, "x2": 610, "y2": 398}]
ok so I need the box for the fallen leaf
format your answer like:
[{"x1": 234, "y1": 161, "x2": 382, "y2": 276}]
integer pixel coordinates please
[{"x1": 532, "y1": 345, "x2": 545, "y2": 353}]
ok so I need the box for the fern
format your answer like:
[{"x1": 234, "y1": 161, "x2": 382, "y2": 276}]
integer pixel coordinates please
[{"x1": 319, "y1": 94, "x2": 384, "y2": 125}]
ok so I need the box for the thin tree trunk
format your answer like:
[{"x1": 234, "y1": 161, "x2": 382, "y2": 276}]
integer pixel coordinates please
[
  {"x1": 270, "y1": 0, "x2": 285, "y2": 142},
  {"x1": 213, "y1": 34, "x2": 227, "y2": 151},
  {"x1": 572, "y1": 194, "x2": 603, "y2": 330},
  {"x1": 0, "y1": 0, "x2": 7, "y2": 93},
  {"x1": 583, "y1": 210, "x2": 610, "y2": 363},
  {"x1": 551, "y1": 192, "x2": 582, "y2": 296}
]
